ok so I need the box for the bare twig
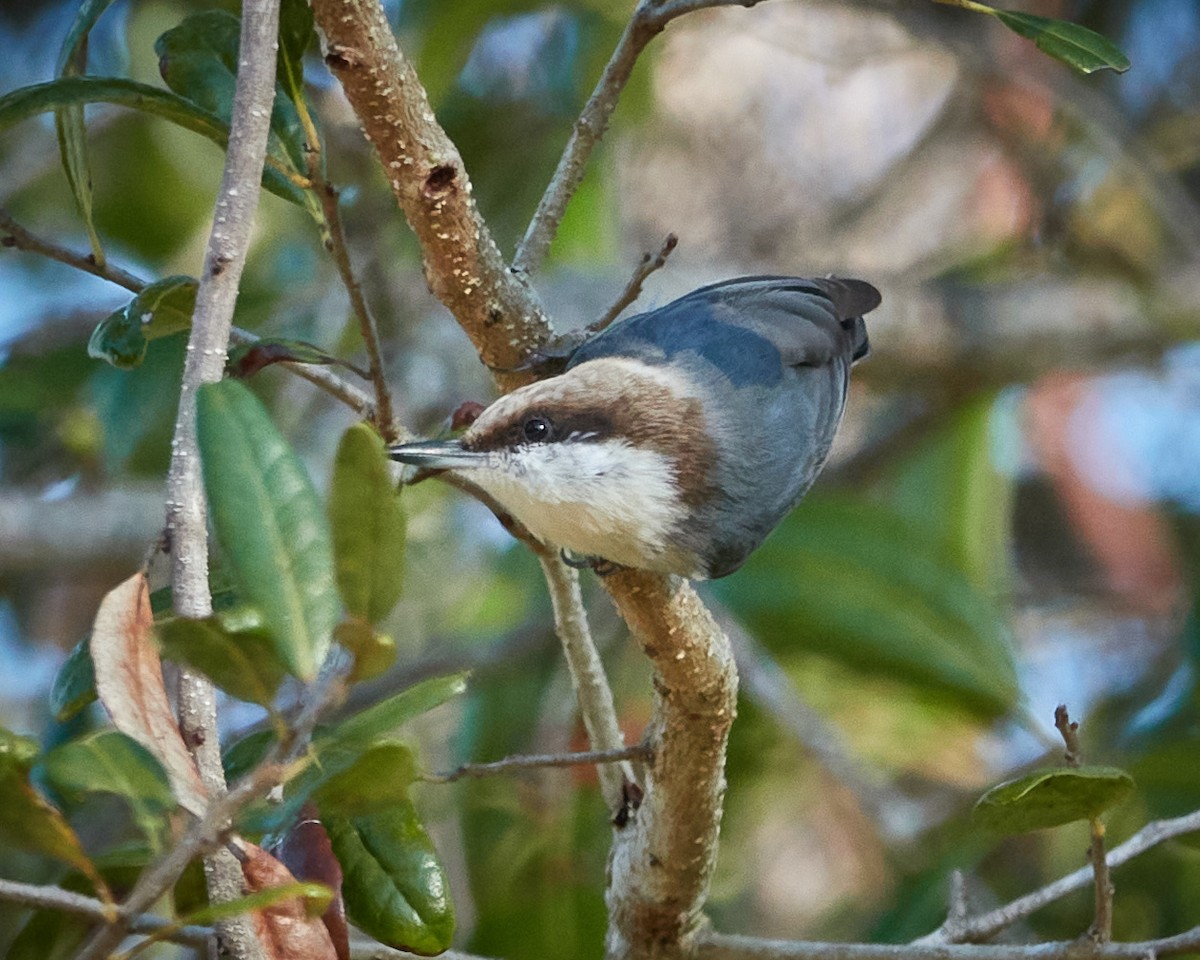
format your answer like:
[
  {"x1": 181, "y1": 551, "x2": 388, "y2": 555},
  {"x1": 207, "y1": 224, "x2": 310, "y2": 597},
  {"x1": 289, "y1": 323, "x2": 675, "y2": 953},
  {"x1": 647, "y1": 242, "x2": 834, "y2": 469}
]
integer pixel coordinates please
[
  {"x1": 948, "y1": 871, "x2": 969, "y2": 924},
  {"x1": 916, "y1": 808, "x2": 1200, "y2": 944},
  {"x1": 589, "y1": 233, "x2": 678, "y2": 335},
  {"x1": 513, "y1": 0, "x2": 764, "y2": 275},
  {"x1": 699, "y1": 926, "x2": 1200, "y2": 960},
  {"x1": 308, "y1": 159, "x2": 399, "y2": 441},
  {"x1": 1090, "y1": 818, "x2": 1114, "y2": 944},
  {"x1": 0, "y1": 878, "x2": 211, "y2": 947},
  {"x1": 1054, "y1": 705, "x2": 1082, "y2": 767},
  {"x1": 0, "y1": 206, "x2": 144, "y2": 293},
  {"x1": 426, "y1": 744, "x2": 653, "y2": 784},
  {"x1": 537, "y1": 553, "x2": 637, "y2": 813}
]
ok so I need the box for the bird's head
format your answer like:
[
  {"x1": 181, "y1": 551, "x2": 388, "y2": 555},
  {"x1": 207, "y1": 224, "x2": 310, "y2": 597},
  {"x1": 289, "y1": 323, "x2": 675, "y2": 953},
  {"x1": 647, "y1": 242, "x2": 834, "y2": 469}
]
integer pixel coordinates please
[{"x1": 389, "y1": 356, "x2": 714, "y2": 575}]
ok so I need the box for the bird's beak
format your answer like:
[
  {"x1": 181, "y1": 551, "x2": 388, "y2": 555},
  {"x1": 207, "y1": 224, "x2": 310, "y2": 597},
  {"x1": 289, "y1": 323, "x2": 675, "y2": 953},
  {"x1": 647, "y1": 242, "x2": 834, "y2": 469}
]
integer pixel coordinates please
[{"x1": 387, "y1": 439, "x2": 487, "y2": 470}]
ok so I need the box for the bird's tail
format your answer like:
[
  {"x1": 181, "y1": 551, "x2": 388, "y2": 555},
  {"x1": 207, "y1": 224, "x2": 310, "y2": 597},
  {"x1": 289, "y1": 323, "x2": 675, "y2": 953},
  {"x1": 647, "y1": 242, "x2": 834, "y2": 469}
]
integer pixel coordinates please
[{"x1": 849, "y1": 314, "x2": 870, "y2": 363}]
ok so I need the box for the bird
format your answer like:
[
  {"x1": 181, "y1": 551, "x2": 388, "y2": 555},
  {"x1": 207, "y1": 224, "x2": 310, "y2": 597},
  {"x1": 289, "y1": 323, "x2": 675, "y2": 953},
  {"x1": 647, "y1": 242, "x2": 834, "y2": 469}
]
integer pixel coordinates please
[{"x1": 389, "y1": 275, "x2": 881, "y2": 580}]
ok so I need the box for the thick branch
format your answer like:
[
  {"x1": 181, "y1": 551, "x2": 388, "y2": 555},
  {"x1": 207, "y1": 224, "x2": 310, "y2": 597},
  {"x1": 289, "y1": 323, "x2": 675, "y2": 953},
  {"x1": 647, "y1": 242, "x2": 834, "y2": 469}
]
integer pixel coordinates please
[
  {"x1": 310, "y1": 0, "x2": 551, "y2": 384},
  {"x1": 603, "y1": 571, "x2": 738, "y2": 960}
]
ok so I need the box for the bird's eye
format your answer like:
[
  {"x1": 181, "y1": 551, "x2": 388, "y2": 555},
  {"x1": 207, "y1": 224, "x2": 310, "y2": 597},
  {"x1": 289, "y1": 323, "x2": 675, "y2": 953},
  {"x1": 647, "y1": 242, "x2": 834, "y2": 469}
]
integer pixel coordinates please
[{"x1": 522, "y1": 415, "x2": 554, "y2": 443}]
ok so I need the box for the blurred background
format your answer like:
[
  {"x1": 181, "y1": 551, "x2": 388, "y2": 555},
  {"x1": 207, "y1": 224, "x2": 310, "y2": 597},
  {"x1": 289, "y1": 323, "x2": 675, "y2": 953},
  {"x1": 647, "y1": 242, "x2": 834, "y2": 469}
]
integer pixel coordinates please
[{"x1": 1, "y1": 0, "x2": 1199, "y2": 955}]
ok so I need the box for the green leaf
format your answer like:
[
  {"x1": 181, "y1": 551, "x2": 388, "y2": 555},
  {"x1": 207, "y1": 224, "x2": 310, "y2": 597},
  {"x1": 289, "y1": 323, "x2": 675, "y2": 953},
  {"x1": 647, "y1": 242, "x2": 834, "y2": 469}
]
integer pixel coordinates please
[
  {"x1": 717, "y1": 496, "x2": 1019, "y2": 717},
  {"x1": 51, "y1": 636, "x2": 97, "y2": 722},
  {"x1": 0, "y1": 728, "x2": 99, "y2": 881},
  {"x1": 974, "y1": 766, "x2": 1136, "y2": 834},
  {"x1": 157, "y1": 610, "x2": 289, "y2": 706},
  {"x1": 41, "y1": 731, "x2": 174, "y2": 844},
  {"x1": 156, "y1": 11, "x2": 307, "y2": 172},
  {"x1": 223, "y1": 728, "x2": 277, "y2": 783},
  {"x1": 314, "y1": 741, "x2": 417, "y2": 816},
  {"x1": 226, "y1": 338, "x2": 365, "y2": 380},
  {"x1": 335, "y1": 619, "x2": 397, "y2": 683},
  {"x1": 197, "y1": 380, "x2": 340, "y2": 681},
  {"x1": 883, "y1": 396, "x2": 1013, "y2": 590},
  {"x1": 327, "y1": 803, "x2": 455, "y2": 954},
  {"x1": 329, "y1": 423, "x2": 407, "y2": 625},
  {"x1": 324, "y1": 672, "x2": 468, "y2": 751},
  {"x1": 55, "y1": 0, "x2": 117, "y2": 266},
  {"x1": 277, "y1": 0, "x2": 316, "y2": 105},
  {"x1": 0, "y1": 76, "x2": 304, "y2": 205},
  {"x1": 87, "y1": 276, "x2": 197, "y2": 369},
  {"x1": 993, "y1": 10, "x2": 1131, "y2": 74},
  {"x1": 6, "y1": 909, "x2": 90, "y2": 960}
]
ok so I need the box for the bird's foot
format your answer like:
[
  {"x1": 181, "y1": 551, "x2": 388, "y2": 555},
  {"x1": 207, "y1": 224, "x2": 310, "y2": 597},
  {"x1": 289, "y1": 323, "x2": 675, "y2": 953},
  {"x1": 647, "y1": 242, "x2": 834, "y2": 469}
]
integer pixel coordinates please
[{"x1": 559, "y1": 549, "x2": 626, "y2": 576}]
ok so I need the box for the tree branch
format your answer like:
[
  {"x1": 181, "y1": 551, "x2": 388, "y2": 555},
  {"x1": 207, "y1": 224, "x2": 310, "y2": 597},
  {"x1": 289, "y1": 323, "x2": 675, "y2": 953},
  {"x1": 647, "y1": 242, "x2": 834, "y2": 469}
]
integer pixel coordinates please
[
  {"x1": 0, "y1": 206, "x2": 143, "y2": 293},
  {"x1": 512, "y1": 0, "x2": 764, "y2": 275},
  {"x1": 310, "y1": 0, "x2": 552, "y2": 384},
  {"x1": 590, "y1": 233, "x2": 678, "y2": 335},
  {"x1": 697, "y1": 926, "x2": 1200, "y2": 960},
  {"x1": 0, "y1": 878, "x2": 211, "y2": 947},
  {"x1": 602, "y1": 571, "x2": 738, "y2": 959},
  {"x1": 916, "y1": 809, "x2": 1200, "y2": 944},
  {"x1": 426, "y1": 744, "x2": 652, "y2": 784},
  {"x1": 538, "y1": 553, "x2": 637, "y2": 814},
  {"x1": 153, "y1": 2, "x2": 284, "y2": 958}
]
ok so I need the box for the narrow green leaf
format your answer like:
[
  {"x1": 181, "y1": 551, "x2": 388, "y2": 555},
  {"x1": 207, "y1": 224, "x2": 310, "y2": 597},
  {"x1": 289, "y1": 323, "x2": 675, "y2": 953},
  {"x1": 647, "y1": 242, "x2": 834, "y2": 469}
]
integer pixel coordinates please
[
  {"x1": 277, "y1": 0, "x2": 316, "y2": 105},
  {"x1": 327, "y1": 803, "x2": 455, "y2": 954},
  {"x1": 55, "y1": 0, "x2": 119, "y2": 75},
  {"x1": 974, "y1": 765, "x2": 1136, "y2": 834},
  {"x1": 156, "y1": 11, "x2": 307, "y2": 171},
  {"x1": 324, "y1": 672, "x2": 468, "y2": 751},
  {"x1": 0, "y1": 76, "x2": 304, "y2": 205},
  {"x1": 313, "y1": 741, "x2": 417, "y2": 816},
  {"x1": 197, "y1": 381, "x2": 340, "y2": 681},
  {"x1": 186, "y1": 880, "x2": 332, "y2": 926},
  {"x1": 42, "y1": 730, "x2": 174, "y2": 808},
  {"x1": 0, "y1": 728, "x2": 98, "y2": 879},
  {"x1": 51, "y1": 636, "x2": 97, "y2": 722},
  {"x1": 41, "y1": 731, "x2": 174, "y2": 844},
  {"x1": 223, "y1": 728, "x2": 277, "y2": 783},
  {"x1": 6, "y1": 909, "x2": 90, "y2": 960},
  {"x1": 335, "y1": 619, "x2": 397, "y2": 683},
  {"x1": 993, "y1": 10, "x2": 1131, "y2": 74},
  {"x1": 55, "y1": 0, "x2": 118, "y2": 266},
  {"x1": 329, "y1": 423, "x2": 407, "y2": 625},
  {"x1": 87, "y1": 276, "x2": 197, "y2": 369},
  {"x1": 157, "y1": 611, "x2": 288, "y2": 706}
]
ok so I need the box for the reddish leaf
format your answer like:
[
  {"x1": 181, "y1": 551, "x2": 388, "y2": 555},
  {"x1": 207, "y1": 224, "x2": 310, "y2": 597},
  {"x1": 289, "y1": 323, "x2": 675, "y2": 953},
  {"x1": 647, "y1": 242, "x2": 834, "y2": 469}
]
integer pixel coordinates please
[
  {"x1": 274, "y1": 805, "x2": 349, "y2": 960},
  {"x1": 90, "y1": 572, "x2": 207, "y2": 815},
  {"x1": 242, "y1": 841, "x2": 339, "y2": 960},
  {"x1": 226, "y1": 339, "x2": 366, "y2": 380}
]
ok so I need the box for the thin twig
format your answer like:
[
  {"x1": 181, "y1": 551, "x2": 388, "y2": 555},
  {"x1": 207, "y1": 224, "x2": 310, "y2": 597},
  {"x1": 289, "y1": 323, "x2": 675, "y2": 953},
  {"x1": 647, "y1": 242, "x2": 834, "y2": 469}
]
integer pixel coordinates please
[
  {"x1": 915, "y1": 808, "x2": 1200, "y2": 944},
  {"x1": 1090, "y1": 818, "x2": 1114, "y2": 943},
  {"x1": 0, "y1": 878, "x2": 211, "y2": 947},
  {"x1": 589, "y1": 233, "x2": 678, "y2": 335},
  {"x1": 513, "y1": 0, "x2": 764, "y2": 275},
  {"x1": 426, "y1": 744, "x2": 653, "y2": 783},
  {"x1": 536, "y1": 552, "x2": 637, "y2": 814},
  {"x1": 306, "y1": 150, "x2": 399, "y2": 441},
  {"x1": 700, "y1": 926, "x2": 1200, "y2": 960},
  {"x1": 1054, "y1": 705, "x2": 1082, "y2": 767},
  {"x1": 0, "y1": 206, "x2": 144, "y2": 293}
]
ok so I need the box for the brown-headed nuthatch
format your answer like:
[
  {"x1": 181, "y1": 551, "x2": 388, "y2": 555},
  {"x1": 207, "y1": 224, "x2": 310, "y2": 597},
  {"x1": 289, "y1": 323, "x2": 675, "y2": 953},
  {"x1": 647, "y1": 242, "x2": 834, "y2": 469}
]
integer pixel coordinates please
[{"x1": 389, "y1": 276, "x2": 880, "y2": 579}]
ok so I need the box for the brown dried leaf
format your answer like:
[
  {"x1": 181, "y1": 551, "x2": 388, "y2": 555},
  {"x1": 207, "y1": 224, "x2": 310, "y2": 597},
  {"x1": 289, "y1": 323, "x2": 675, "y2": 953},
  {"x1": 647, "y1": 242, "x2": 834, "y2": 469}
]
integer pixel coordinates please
[
  {"x1": 243, "y1": 841, "x2": 339, "y2": 960},
  {"x1": 274, "y1": 805, "x2": 349, "y2": 960},
  {"x1": 90, "y1": 572, "x2": 207, "y2": 815}
]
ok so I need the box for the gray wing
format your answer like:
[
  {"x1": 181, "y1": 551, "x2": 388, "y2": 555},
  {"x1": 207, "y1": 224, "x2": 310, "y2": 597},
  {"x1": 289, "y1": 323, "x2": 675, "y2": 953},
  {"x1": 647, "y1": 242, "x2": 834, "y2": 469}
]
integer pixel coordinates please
[{"x1": 570, "y1": 275, "x2": 879, "y2": 382}]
